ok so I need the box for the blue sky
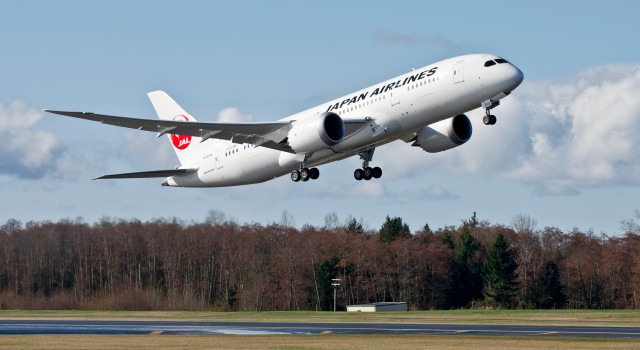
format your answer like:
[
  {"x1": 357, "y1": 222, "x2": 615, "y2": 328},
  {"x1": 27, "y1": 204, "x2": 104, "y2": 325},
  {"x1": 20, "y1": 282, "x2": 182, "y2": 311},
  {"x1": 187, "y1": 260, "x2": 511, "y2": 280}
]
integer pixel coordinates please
[{"x1": 2, "y1": 1, "x2": 640, "y2": 233}]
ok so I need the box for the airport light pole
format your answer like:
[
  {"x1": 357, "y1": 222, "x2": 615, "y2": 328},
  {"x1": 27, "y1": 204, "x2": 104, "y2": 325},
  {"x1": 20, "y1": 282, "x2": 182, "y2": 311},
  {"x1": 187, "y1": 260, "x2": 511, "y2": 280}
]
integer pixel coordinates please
[{"x1": 331, "y1": 278, "x2": 341, "y2": 312}]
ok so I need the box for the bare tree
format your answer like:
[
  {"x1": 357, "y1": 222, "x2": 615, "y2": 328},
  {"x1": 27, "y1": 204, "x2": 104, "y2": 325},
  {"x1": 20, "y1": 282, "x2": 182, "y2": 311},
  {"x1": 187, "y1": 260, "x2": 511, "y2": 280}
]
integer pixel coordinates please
[
  {"x1": 323, "y1": 212, "x2": 340, "y2": 231},
  {"x1": 511, "y1": 214, "x2": 538, "y2": 235},
  {"x1": 205, "y1": 210, "x2": 227, "y2": 226}
]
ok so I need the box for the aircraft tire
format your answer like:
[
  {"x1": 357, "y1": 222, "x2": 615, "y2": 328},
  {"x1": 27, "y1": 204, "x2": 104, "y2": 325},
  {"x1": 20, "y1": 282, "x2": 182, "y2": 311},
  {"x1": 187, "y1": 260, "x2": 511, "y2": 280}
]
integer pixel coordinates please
[
  {"x1": 291, "y1": 170, "x2": 301, "y2": 182},
  {"x1": 309, "y1": 168, "x2": 320, "y2": 180},
  {"x1": 300, "y1": 168, "x2": 310, "y2": 181},
  {"x1": 363, "y1": 167, "x2": 373, "y2": 180}
]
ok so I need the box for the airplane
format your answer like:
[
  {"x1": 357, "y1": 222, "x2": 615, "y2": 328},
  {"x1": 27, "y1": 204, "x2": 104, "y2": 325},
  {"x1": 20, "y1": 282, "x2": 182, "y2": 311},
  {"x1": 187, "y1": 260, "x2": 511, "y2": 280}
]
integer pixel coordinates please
[{"x1": 46, "y1": 54, "x2": 523, "y2": 187}]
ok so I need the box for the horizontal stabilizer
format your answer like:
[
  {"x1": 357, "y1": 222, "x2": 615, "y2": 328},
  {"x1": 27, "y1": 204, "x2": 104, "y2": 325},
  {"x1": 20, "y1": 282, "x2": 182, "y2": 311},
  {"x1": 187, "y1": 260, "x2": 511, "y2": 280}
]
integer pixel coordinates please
[{"x1": 94, "y1": 169, "x2": 196, "y2": 180}]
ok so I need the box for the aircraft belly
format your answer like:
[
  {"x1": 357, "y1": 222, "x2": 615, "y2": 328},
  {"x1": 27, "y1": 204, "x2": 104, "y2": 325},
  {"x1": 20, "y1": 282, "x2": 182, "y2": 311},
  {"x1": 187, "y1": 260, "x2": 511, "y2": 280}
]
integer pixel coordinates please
[{"x1": 211, "y1": 149, "x2": 284, "y2": 186}]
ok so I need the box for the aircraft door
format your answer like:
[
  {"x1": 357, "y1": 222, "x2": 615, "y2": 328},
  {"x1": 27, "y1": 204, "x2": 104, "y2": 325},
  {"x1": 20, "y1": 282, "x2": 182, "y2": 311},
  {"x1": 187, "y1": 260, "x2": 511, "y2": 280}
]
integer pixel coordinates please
[
  {"x1": 215, "y1": 152, "x2": 223, "y2": 169},
  {"x1": 453, "y1": 61, "x2": 465, "y2": 84},
  {"x1": 390, "y1": 91, "x2": 400, "y2": 106}
]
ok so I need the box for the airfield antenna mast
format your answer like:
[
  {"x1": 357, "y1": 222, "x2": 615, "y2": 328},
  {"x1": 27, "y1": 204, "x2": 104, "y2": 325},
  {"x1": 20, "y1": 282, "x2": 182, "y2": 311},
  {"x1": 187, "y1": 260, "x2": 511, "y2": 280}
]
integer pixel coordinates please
[{"x1": 331, "y1": 278, "x2": 341, "y2": 312}]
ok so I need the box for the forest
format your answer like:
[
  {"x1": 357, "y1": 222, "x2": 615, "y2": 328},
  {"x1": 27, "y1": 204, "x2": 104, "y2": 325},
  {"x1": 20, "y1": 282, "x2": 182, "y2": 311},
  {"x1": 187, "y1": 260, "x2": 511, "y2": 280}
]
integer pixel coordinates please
[{"x1": 1, "y1": 211, "x2": 640, "y2": 311}]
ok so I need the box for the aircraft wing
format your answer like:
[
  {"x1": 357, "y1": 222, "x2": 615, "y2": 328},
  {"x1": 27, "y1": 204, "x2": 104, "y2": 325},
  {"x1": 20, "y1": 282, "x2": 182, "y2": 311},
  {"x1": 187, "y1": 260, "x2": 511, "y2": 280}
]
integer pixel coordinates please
[
  {"x1": 45, "y1": 110, "x2": 295, "y2": 152},
  {"x1": 45, "y1": 110, "x2": 370, "y2": 153}
]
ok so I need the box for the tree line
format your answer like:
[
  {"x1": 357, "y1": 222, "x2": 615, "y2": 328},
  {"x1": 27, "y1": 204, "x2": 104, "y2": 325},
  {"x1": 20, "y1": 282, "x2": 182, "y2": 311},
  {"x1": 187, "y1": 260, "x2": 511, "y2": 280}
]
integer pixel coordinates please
[{"x1": 1, "y1": 211, "x2": 640, "y2": 311}]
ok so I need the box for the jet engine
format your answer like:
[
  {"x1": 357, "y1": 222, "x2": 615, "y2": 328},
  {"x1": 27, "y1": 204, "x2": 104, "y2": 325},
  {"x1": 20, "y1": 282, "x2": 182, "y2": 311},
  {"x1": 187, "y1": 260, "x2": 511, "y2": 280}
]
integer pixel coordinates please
[
  {"x1": 413, "y1": 114, "x2": 472, "y2": 153},
  {"x1": 286, "y1": 112, "x2": 345, "y2": 153}
]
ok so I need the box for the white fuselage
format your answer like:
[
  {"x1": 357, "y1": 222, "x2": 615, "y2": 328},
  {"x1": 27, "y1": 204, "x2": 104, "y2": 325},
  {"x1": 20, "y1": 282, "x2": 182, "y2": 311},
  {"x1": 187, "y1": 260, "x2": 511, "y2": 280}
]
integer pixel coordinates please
[{"x1": 165, "y1": 54, "x2": 523, "y2": 187}]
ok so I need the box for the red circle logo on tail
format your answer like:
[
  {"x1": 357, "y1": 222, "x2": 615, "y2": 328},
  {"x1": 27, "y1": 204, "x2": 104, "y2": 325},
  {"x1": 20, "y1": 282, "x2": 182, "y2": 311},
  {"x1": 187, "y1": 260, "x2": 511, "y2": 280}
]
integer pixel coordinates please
[{"x1": 170, "y1": 115, "x2": 192, "y2": 150}]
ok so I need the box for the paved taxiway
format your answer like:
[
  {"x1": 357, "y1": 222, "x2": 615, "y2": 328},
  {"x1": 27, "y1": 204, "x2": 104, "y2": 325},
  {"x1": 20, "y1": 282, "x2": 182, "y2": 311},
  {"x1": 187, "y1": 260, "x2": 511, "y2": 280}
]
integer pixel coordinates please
[{"x1": 1, "y1": 320, "x2": 640, "y2": 338}]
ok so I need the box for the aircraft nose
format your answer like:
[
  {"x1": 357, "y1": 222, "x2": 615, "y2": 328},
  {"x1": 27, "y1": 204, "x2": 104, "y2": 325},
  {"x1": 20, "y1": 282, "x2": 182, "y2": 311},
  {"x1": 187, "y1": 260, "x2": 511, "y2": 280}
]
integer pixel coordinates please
[{"x1": 507, "y1": 64, "x2": 524, "y2": 90}]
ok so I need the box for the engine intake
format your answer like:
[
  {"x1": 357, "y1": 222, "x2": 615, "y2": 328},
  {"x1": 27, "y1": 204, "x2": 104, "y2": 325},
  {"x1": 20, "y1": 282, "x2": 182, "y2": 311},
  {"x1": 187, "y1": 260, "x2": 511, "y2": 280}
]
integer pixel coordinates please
[
  {"x1": 413, "y1": 114, "x2": 472, "y2": 153},
  {"x1": 287, "y1": 112, "x2": 345, "y2": 153}
]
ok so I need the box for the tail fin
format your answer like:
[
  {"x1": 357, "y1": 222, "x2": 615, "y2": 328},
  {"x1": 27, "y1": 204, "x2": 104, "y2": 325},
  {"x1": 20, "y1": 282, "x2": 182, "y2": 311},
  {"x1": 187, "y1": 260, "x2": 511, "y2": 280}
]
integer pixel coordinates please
[{"x1": 147, "y1": 90, "x2": 207, "y2": 167}]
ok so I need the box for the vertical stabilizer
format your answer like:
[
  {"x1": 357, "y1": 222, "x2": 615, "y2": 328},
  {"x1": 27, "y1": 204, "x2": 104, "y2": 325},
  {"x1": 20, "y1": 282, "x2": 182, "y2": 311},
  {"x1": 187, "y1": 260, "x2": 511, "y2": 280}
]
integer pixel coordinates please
[{"x1": 147, "y1": 90, "x2": 207, "y2": 167}]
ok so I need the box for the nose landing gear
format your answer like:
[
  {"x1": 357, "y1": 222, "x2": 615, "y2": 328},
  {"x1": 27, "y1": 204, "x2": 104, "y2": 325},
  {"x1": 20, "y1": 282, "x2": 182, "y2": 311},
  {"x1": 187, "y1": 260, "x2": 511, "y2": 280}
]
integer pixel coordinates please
[
  {"x1": 482, "y1": 99, "x2": 499, "y2": 125},
  {"x1": 483, "y1": 113, "x2": 497, "y2": 125}
]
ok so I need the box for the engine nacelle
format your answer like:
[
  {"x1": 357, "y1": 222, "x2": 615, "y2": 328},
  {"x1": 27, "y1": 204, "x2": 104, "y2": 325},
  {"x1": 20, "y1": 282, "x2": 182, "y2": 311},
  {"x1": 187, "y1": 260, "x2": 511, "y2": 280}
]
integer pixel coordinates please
[
  {"x1": 413, "y1": 114, "x2": 472, "y2": 153},
  {"x1": 287, "y1": 112, "x2": 345, "y2": 153}
]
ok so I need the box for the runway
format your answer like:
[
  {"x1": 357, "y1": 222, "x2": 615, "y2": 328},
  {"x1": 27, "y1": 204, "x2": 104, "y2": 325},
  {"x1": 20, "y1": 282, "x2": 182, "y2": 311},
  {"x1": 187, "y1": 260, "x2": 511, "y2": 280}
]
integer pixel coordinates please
[{"x1": 1, "y1": 320, "x2": 640, "y2": 338}]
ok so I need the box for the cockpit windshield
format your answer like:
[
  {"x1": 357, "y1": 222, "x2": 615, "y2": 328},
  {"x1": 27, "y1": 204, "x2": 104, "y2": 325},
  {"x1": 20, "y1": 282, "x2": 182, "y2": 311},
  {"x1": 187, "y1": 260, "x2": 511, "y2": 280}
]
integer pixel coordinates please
[{"x1": 485, "y1": 58, "x2": 510, "y2": 67}]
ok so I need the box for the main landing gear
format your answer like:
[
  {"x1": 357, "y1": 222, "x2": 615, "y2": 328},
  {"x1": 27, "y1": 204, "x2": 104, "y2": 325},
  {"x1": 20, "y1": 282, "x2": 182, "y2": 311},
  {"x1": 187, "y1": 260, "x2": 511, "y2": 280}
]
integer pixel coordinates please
[
  {"x1": 289, "y1": 149, "x2": 384, "y2": 183},
  {"x1": 291, "y1": 167, "x2": 319, "y2": 182},
  {"x1": 354, "y1": 166, "x2": 382, "y2": 181},
  {"x1": 291, "y1": 153, "x2": 320, "y2": 183},
  {"x1": 482, "y1": 99, "x2": 499, "y2": 125},
  {"x1": 354, "y1": 149, "x2": 382, "y2": 181}
]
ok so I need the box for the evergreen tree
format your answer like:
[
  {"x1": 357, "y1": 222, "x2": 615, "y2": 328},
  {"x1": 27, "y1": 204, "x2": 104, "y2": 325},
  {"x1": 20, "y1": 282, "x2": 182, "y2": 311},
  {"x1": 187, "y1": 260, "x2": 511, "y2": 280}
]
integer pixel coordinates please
[
  {"x1": 482, "y1": 233, "x2": 518, "y2": 308},
  {"x1": 346, "y1": 217, "x2": 364, "y2": 234},
  {"x1": 312, "y1": 257, "x2": 340, "y2": 311},
  {"x1": 441, "y1": 228, "x2": 455, "y2": 249},
  {"x1": 536, "y1": 261, "x2": 567, "y2": 309},
  {"x1": 450, "y1": 225, "x2": 483, "y2": 307},
  {"x1": 379, "y1": 216, "x2": 410, "y2": 243}
]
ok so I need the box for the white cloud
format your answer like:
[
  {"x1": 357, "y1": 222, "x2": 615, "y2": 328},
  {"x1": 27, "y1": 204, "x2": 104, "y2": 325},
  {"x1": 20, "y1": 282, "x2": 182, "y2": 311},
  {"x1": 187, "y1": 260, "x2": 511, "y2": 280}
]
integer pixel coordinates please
[
  {"x1": 349, "y1": 181, "x2": 384, "y2": 197},
  {"x1": 420, "y1": 185, "x2": 458, "y2": 201},
  {"x1": 377, "y1": 63, "x2": 640, "y2": 195},
  {"x1": 506, "y1": 64, "x2": 640, "y2": 193},
  {"x1": 216, "y1": 107, "x2": 253, "y2": 123},
  {"x1": 119, "y1": 132, "x2": 176, "y2": 167},
  {"x1": 0, "y1": 100, "x2": 42, "y2": 131},
  {"x1": 0, "y1": 101, "x2": 65, "y2": 178}
]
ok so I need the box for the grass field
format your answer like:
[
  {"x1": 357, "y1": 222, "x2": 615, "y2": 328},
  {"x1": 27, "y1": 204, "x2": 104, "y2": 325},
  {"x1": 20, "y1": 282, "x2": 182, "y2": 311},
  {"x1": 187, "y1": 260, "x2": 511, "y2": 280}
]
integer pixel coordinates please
[
  {"x1": 1, "y1": 334, "x2": 639, "y2": 350},
  {"x1": 1, "y1": 309, "x2": 640, "y2": 326},
  {"x1": 2, "y1": 310, "x2": 640, "y2": 349}
]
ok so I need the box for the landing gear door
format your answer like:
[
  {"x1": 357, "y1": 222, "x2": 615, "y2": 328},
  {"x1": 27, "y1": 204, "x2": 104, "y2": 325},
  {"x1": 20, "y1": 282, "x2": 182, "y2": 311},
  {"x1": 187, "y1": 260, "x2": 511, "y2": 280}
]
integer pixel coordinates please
[{"x1": 453, "y1": 61, "x2": 465, "y2": 84}]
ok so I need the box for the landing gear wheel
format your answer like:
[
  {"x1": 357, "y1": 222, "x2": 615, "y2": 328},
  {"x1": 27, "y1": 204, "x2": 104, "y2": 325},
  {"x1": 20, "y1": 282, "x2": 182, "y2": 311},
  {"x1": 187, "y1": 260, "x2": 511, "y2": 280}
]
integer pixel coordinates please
[
  {"x1": 300, "y1": 167, "x2": 310, "y2": 181},
  {"x1": 291, "y1": 170, "x2": 301, "y2": 182},
  {"x1": 372, "y1": 167, "x2": 382, "y2": 179},
  {"x1": 354, "y1": 169, "x2": 364, "y2": 180},
  {"x1": 363, "y1": 167, "x2": 373, "y2": 180},
  {"x1": 309, "y1": 168, "x2": 320, "y2": 180},
  {"x1": 484, "y1": 114, "x2": 497, "y2": 125}
]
